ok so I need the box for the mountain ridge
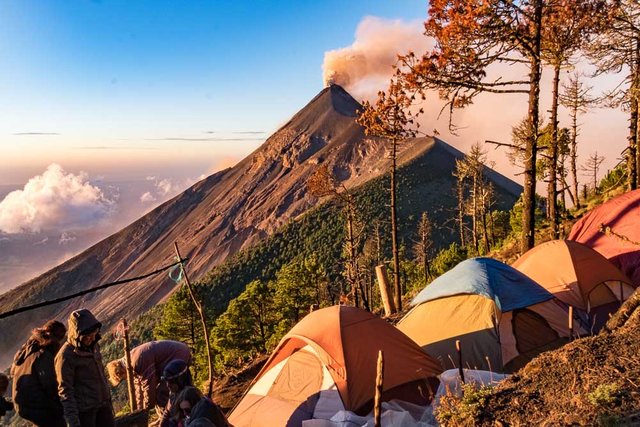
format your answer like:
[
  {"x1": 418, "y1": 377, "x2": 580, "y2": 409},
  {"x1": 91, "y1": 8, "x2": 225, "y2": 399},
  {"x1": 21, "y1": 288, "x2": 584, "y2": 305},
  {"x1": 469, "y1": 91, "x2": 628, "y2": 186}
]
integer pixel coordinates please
[{"x1": 0, "y1": 85, "x2": 521, "y2": 369}]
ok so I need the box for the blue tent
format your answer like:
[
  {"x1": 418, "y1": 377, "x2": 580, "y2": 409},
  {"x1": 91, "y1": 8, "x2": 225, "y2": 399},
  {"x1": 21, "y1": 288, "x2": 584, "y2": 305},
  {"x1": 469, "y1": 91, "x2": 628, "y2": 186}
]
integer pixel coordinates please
[
  {"x1": 411, "y1": 257, "x2": 555, "y2": 312},
  {"x1": 399, "y1": 257, "x2": 575, "y2": 373}
]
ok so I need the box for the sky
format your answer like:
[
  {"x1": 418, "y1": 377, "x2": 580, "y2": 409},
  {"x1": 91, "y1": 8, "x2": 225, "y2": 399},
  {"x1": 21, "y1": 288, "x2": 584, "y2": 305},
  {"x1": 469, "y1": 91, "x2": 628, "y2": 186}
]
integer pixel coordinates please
[
  {"x1": 0, "y1": 1, "x2": 631, "y2": 292},
  {"x1": 0, "y1": 0, "x2": 426, "y2": 184}
]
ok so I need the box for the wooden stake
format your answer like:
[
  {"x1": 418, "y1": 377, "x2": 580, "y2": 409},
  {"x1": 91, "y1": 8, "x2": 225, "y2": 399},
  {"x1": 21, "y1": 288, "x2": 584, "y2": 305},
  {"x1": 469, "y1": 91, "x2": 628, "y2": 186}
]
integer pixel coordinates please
[
  {"x1": 568, "y1": 306, "x2": 574, "y2": 341},
  {"x1": 375, "y1": 265, "x2": 396, "y2": 316},
  {"x1": 374, "y1": 350, "x2": 384, "y2": 427},
  {"x1": 122, "y1": 318, "x2": 137, "y2": 412},
  {"x1": 174, "y1": 242, "x2": 215, "y2": 399},
  {"x1": 456, "y1": 340, "x2": 465, "y2": 384}
]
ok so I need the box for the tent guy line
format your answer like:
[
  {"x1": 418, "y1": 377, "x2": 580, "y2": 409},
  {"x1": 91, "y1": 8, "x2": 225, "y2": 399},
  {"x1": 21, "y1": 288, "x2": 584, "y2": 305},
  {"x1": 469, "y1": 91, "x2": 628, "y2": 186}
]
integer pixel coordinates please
[{"x1": 0, "y1": 258, "x2": 188, "y2": 320}]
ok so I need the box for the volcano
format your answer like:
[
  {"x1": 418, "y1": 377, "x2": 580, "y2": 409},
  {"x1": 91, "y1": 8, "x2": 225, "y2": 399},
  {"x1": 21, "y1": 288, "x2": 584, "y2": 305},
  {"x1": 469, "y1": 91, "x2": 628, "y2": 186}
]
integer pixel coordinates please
[{"x1": 0, "y1": 85, "x2": 521, "y2": 368}]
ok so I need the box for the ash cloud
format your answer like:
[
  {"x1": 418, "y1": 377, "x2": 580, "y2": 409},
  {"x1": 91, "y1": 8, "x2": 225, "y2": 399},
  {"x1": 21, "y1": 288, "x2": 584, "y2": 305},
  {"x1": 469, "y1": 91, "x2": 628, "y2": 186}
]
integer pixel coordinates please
[
  {"x1": 322, "y1": 17, "x2": 432, "y2": 100},
  {"x1": 0, "y1": 164, "x2": 115, "y2": 234}
]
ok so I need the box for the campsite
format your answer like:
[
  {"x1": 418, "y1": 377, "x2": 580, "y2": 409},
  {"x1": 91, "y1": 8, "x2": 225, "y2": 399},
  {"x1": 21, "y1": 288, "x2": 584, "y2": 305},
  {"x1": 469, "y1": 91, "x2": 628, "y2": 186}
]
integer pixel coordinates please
[{"x1": 3, "y1": 1, "x2": 640, "y2": 426}]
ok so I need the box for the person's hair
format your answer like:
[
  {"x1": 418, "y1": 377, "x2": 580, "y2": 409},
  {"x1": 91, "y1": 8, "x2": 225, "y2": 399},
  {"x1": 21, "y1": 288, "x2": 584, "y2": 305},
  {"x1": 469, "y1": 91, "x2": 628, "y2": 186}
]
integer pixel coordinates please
[
  {"x1": 43, "y1": 320, "x2": 66, "y2": 341},
  {"x1": 106, "y1": 359, "x2": 127, "y2": 386},
  {"x1": 0, "y1": 373, "x2": 8, "y2": 396},
  {"x1": 173, "y1": 386, "x2": 203, "y2": 421},
  {"x1": 31, "y1": 320, "x2": 67, "y2": 345}
]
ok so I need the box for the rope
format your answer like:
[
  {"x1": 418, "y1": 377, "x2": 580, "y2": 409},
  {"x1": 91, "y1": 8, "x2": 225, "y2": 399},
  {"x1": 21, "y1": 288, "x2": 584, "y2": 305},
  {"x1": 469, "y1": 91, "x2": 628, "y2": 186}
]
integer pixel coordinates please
[
  {"x1": 0, "y1": 258, "x2": 188, "y2": 320},
  {"x1": 599, "y1": 224, "x2": 640, "y2": 247}
]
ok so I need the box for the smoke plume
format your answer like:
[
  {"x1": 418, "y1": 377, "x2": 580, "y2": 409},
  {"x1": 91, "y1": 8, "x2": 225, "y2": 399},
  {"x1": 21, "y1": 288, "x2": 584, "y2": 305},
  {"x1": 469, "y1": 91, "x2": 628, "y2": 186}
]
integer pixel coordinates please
[{"x1": 322, "y1": 17, "x2": 432, "y2": 101}]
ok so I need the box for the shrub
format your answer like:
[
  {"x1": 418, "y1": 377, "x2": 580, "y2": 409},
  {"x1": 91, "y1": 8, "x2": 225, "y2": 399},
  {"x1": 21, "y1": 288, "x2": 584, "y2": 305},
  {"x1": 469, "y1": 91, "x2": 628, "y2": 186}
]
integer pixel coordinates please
[{"x1": 436, "y1": 383, "x2": 493, "y2": 426}]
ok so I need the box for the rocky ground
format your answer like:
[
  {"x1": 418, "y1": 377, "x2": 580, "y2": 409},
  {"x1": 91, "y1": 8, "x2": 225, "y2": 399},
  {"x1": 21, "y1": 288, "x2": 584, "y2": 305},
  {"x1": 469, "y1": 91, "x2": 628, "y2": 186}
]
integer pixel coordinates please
[{"x1": 438, "y1": 290, "x2": 640, "y2": 426}]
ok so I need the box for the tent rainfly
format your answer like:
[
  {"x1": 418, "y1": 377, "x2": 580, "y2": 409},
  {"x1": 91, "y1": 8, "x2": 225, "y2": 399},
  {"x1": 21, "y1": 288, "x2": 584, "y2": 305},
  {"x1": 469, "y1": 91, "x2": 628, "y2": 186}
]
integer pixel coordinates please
[
  {"x1": 513, "y1": 239, "x2": 636, "y2": 332},
  {"x1": 228, "y1": 305, "x2": 442, "y2": 427},
  {"x1": 569, "y1": 189, "x2": 640, "y2": 285},
  {"x1": 397, "y1": 257, "x2": 585, "y2": 374}
]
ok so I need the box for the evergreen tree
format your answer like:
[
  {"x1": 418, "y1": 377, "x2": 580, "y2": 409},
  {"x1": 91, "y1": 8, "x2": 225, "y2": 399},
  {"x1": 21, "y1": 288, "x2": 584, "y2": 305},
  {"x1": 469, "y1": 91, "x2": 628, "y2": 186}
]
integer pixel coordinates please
[{"x1": 211, "y1": 280, "x2": 275, "y2": 368}]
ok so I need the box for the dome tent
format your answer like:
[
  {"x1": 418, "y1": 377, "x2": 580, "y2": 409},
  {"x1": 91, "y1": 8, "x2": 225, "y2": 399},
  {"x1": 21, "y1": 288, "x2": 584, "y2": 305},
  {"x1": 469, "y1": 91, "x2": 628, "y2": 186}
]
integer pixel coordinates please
[
  {"x1": 569, "y1": 189, "x2": 640, "y2": 285},
  {"x1": 397, "y1": 257, "x2": 583, "y2": 373},
  {"x1": 228, "y1": 305, "x2": 441, "y2": 427},
  {"x1": 513, "y1": 239, "x2": 636, "y2": 332}
]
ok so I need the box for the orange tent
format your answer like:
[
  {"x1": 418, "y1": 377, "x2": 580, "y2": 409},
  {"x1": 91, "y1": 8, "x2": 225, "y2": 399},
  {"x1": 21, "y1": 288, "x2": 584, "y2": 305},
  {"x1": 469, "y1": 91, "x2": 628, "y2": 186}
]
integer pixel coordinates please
[
  {"x1": 228, "y1": 305, "x2": 441, "y2": 427},
  {"x1": 513, "y1": 240, "x2": 636, "y2": 332},
  {"x1": 569, "y1": 189, "x2": 640, "y2": 285}
]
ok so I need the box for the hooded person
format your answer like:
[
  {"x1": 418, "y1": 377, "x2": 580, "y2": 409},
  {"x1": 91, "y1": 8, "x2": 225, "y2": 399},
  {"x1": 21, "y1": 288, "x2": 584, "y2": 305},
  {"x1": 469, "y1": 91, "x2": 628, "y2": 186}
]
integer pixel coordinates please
[
  {"x1": 55, "y1": 309, "x2": 114, "y2": 427},
  {"x1": 158, "y1": 359, "x2": 192, "y2": 427},
  {"x1": 11, "y1": 320, "x2": 67, "y2": 426},
  {"x1": 106, "y1": 340, "x2": 191, "y2": 414}
]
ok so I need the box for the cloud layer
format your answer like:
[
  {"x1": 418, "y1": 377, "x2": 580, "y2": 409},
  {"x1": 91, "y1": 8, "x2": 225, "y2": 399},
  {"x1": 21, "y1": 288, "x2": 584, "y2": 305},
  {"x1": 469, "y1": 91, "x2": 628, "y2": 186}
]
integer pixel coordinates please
[{"x1": 0, "y1": 164, "x2": 114, "y2": 233}]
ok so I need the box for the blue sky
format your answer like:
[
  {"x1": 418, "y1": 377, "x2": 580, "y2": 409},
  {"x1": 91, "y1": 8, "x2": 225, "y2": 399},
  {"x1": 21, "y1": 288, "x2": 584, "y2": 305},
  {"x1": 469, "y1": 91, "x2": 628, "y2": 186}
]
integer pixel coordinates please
[{"x1": 0, "y1": 1, "x2": 426, "y2": 184}]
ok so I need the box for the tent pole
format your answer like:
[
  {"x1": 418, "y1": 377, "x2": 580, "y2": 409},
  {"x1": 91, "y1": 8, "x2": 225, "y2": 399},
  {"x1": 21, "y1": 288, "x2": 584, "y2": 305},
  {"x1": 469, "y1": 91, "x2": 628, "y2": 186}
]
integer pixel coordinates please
[
  {"x1": 456, "y1": 340, "x2": 465, "y2": 384},
  {"x1": 174, "y1": 242, "x2": 215, "y2": 399},
  {"x1": 568, "y1": 306, "x2": 574, "y2": 341},
  {"x1": 374, "y1": 350, "x2": 384, "y2": 427},
  {"x1": 121, "y1": 318, "x2": 137, "y2": 412}
]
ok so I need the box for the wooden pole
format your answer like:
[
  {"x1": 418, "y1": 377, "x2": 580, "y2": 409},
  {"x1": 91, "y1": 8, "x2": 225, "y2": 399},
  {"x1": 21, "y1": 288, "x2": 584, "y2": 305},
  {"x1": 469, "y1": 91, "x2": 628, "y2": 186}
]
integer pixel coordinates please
[
  {"x1": 122, "y1": 318, "x2": 137, "y2": 412},
  {"x1": 456, "y1": 340, "x2": 465, "y2": 384},
  {"x1": 375, "y1": 265, "x2": 396, "y2": 316},
  {"x1": 174, "y1": 242, "x2": 214, "y2": 399},
  {"x1": 374, "y1": 350, "x2": 384, "y2": 427},
  {"x1": 568, "y1": 306, "x2": 574, "y2": 341}
]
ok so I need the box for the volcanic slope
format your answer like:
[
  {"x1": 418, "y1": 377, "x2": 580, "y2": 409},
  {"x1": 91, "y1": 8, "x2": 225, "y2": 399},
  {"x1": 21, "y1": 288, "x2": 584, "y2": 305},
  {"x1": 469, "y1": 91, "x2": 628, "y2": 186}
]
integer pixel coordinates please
[{"x1": 0, "y1": 85, "x2": 521, "y2": 367}]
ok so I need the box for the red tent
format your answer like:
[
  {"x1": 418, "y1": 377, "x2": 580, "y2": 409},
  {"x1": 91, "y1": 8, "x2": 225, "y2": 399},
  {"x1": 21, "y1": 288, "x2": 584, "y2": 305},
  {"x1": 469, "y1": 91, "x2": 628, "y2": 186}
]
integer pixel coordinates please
[{"x1": 569, "y1": 189, "x2": 640, "y2": 285}]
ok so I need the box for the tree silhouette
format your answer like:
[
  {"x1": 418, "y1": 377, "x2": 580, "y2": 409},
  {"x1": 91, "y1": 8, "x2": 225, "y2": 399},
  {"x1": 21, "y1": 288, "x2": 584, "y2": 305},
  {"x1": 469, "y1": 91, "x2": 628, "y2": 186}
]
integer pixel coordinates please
[
  {"x1": 560, "y1": 73, "x2": 595, "y2": 208},
  {"x1": 358, "y1": 77, "x2": 420, "y2": 311}
]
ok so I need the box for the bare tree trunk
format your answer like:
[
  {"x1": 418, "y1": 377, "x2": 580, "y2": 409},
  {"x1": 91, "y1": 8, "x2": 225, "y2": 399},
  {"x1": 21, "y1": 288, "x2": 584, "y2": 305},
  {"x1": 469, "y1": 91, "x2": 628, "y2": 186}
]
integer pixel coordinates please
[
  {"x1": 635, "y1": 38, "x2": 640, "y2": 190},
  {"x1": 569, "y1": 105, "x2": 580, "y2": 209},
  {"x1": 548, "y1": 64, "x2": 561, "y2": 238},
  {"x1": 629, "y1": 94, "x2": 638, "y2": 191},
  {"x1": 481, "y1": 192, "x2": 490, "y2": 254},
  {"x1": 457, "y1": 178, "x2": 466, "y2": 246},
  {"x1": 472, "y1": 174, "x2": 479, "y2": 252},
  {"x1": 390, "y1": 139, "x2": 402, "y2": 311},
  {"x1": 559, "y1": 151, "x2": 567, "y2": 211},
  {"x1": 521, "y1": 0, "x2": 543, "y2": 254}
]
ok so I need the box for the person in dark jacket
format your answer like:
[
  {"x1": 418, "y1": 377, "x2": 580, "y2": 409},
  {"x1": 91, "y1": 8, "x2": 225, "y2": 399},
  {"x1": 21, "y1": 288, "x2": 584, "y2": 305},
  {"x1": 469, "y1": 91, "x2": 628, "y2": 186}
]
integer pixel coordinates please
[
  {"x1": 158, "y1": 359, "x2": 192, "y2": 427},
  {"x1": 55, "y1": 309, "x2": 114, "y2": 427},
  {"x1": 11, "y1": 320, "x2": 66, "y2": 426},
  {"x1": 106, "y1": 340, "x2": 191, "y2": 412},
  {"x1": 187, "y1": 394, "x2": 229, "y2": 427},
  {"x1": 0, "y1": 372, "x2": 14, "y2": 417}
]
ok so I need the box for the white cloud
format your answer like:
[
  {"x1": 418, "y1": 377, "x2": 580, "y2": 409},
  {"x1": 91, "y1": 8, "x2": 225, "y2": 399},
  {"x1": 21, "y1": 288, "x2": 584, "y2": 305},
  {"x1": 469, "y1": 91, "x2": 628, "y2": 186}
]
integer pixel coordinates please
[
  {"x1": 140, "y1": 191, "x2": 157, "y2": 203},
  {"x1": 33, "y1": 237, "x2": 49, "y2": 246},
  {"x1": 59, "y1": 231, "x2": 77, "y2": 245},
  {"x1": 155, "y1": 179, "x2": 174, "y2": 196},
  {"x1": 0, "y1": 164, "x2": 114, "y2": 234}
]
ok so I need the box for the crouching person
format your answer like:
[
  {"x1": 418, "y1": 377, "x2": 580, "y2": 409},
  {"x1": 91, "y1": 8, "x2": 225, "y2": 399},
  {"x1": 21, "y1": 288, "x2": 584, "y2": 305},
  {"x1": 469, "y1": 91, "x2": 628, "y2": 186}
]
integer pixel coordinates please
[
  {"x1": 158, "y1": 359, "x2": 192, "y2": 427},
  {"x1": 12, "y1": 320, "x2": 66, "y2": 426},
  {"x1": 55, "y1": 309, "x2": 114, "y2": 427},
  {"x1": 106, "y1": 340, "x2": 191, "y2": 416}
]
